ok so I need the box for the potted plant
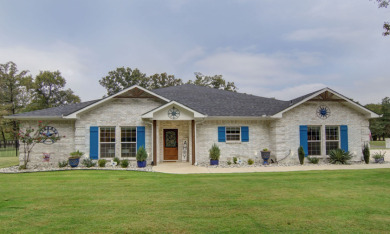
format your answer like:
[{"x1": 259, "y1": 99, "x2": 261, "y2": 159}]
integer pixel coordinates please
[
  {"x1": 261, "y1": 148, "x2": 271, "y2": 165},
  {"x1": 68, "y1": 150, "x2": 84, "y2": 167},
  {"x1": 372, "y1": 151, "x2": 385, "y2": 163},
  {"x1": 136, "y1": 146, "x2": 148, "y2": 168},
  {"x1": 209, "y1": 143, "x2": 220, "y2": 165}
]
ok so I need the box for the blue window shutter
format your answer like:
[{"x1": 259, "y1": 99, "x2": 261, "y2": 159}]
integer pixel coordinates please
[
  {"x1": 137, "y1": 126, "x2": 146, "y2": 151},
  {"x1": 218, "y1": 126, "x2": 226, "y2": 142},
  {"x1": 90, "y1": 126, "x2": 99, "y2": 159},
  {"x1": 299, "y1": 125, "x2": 308, "y2": 157},
  {"x1": 241, "y1": 126, "x2": 249, "y2": 142},
  {"x1": 340, "y1": 125, "x2": 348, "y2": 152}
]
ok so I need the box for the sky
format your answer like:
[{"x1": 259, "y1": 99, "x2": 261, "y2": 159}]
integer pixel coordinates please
[{"x1": 0, "y1": 0, "x2": 389, "y2": 104}]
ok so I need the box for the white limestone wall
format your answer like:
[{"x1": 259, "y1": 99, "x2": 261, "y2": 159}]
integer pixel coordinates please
[
  {"x1": 276, "y1": 101, "x2": 370, "y2": 163},
  {"x1": 157, "y1": 120, "x2": 191, "y2": 163},
  {"x1": 75, "y1": 98, "x2": 164, "y2": 162},
  {"x1": 19, "y1": 120, "x2": 75, "y2": 167},
  {"x1": 195, "y1": 120, "x2": 271, "y2": 164}
]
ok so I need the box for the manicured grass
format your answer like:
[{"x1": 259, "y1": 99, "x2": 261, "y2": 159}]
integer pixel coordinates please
[
  {"x1": 0, "y1": 170, "x2": 390, "y2": 233},
  {"x1": 0, "y1": 156, "x2": 19, "y2": 168},
  {"x1": 370, "y1": 141, "x2": 386, "y2": 148},
  {"x1": 0, "y1": 147, "x2": 17, "y2": 157}
]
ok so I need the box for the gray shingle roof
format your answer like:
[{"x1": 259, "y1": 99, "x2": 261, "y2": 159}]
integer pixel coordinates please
[
  {"x1": 9, "y1": 100, "x2": 101, "y2": 118},
  {"x1": 8, "y1": 84, "x2": 327, "y2": 118},
  {"x1": 153, "y1": 84, "x2": 292, "y2": 116}
]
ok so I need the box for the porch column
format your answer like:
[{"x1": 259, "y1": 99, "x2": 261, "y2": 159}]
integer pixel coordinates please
[
  {"x1": 192, "y1": 120, "x2": 195, "y2": 165},
  {"x1": 153, "y1": 120, "x2": 157, "y2": 166}
]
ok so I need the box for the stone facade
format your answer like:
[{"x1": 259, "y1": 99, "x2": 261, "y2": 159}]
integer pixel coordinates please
[
  {"x1": 17, "y1": 96, "x2": 371, "y2": 167},
  {"x1": 19, "y1": 120, "x2": 75, "y2": 167}
]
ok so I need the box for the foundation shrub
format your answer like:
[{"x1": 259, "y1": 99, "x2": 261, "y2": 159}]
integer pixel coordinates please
[
  {"x1": 98, "y1": 159, "x2": 107, "y2": 167},
  {"x1": 82, "y1": 158, "x2": 96, "y2": 168},
  {"x1": 307, "y1": 157, "x2": 319, "y2": 164},
  {"x1": 113, "y1": 157, "x2": 121, "y2": 166},
  {"x1": 58, "y1": 161, "x2": 68, "y2": 168},
  {"x1": 120, "y1": 159, "x2": 129, "y2": 168},
  {"x1": 362, "y1": 143, "x2": 370, "y2": 164},
  {"x1": 329, "y1": 149, "x2": 353, "y2": 164},
  {"x1": 233, "y1": 157, "x2": 238, "y2": 164},
  {"x1": 248, "y1": 159, "x2": 254, "y2": 165},
  {"x1": 298, "y1": 146, "x2": 305, "y2": 165}
]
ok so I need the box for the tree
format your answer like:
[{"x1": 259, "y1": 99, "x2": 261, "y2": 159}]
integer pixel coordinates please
[
  {"x1": 187, "y1": 72, "x2": 237, "y2": 92},
  {"x1": 99, "y1": 67, "x2": 149, "y2": 96},
  {"x1": 372, "y1": 0, "x2": 390, "y2": 36},
  {"x1": 148, "y1": 73, "x2": 183, "y2": 90},
  {"x1": 366, "y1": 97, "x2": 390, "y2": 140},
  {"x1": 27, "y1": 70, "x2": 80, "y2": 111},
  {"x1": 0, "y1": 61, "x2": 32, "y2": 146}
]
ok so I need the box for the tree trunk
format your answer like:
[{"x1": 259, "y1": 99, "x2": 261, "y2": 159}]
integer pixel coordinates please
[{"x1": 1, "y1": 130, "x2": 6, "y2": 148}]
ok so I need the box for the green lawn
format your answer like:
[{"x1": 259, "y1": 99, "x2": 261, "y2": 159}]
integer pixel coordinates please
[
  {"x1": 0, "y1": 170, "x2": 389, "y2": 233},
  {"x1": 370, "y1": 141, "x2": 386, "y2": 149},
  {"x1": 0, "y1": 156, "x2": 18, "y2": 168}
]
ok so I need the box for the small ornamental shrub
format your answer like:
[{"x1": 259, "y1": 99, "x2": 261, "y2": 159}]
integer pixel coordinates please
[
  {"x1": 98, "y1": 159, "x2": 107, "y2": 167},
  {"x1": 82, "y1": 158, "x2": 96, "y2": 168},
  {"x1": 233, "y1": 157, "x2": 238, "y2": 164},
  {"x1": 248, "y1": 159, "x2": 254, "y2": 165},
  {"x1": 298, "y1": 146, "x2": 305, "y2": 165},
  {"x1": 120, "y1": 159, "x2": 129, "y2": 168},
  {"x1": 362, "y1": 143, "x2": 370, "y2": 164},
  {"x1": 58, "y1": 160, "x2": 68, "y2": 168},
  {"x1": 113, "y1": 157, "x2": 121, "y2": 166},
  {"x1": 307, "y1": 157, "x2": 319, "y2": 164},
  {"x1": 329, "y1": 149, "x2": 353, "y2": 164},
  {"x1": 209, "y1": 144, "x2": 221, "y2": 160},
  {"x1": 136, "y1": 146, "x2": 148, "y2": 162},
  {"x1": 227, "y1": 161, "x2": 232, "y2": 165}
]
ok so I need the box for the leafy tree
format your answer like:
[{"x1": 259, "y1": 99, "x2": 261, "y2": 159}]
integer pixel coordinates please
[
  {"x1": 372, "y1": 0, "x2": 390, "y2": 36},
  {"x1": 187, "y1": 72, "x2": 237, "y2": 92},
  {"x1": 0, "y1": 61, "x2": 32, "y2": 146},
  {"x1": 366, "y1": 97, "x2": 390, "y2": 140},
  {"x1": 148, "y1": 73, "x2": 183, "y2": 90},
  {"x1": 27, "y1": 71, "x2": 80, "y2": 111},
  {"x1": 99, "y1": 67, "x2": 149, "y2": 96}
]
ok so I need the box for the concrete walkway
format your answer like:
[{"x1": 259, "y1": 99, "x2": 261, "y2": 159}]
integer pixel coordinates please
[{"x1": 152, "y1": 162, "x2": 390, "y2": 174}]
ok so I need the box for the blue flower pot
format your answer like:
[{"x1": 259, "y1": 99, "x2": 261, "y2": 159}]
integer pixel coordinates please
[
  {"x1": 261, "y1": 151, "x2": 271, "y2": 165},
  {"x1": 210, "y1": 159, "x2": 219, "y2": 165},
  {"x1": 137, "y1": 161, "x2": 146, "y2": 168},
  {"x1": 68, "y1": 157, "x2": 80, "y2": 168}
]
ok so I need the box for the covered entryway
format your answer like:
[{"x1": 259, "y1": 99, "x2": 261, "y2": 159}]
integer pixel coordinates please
[
  {"x1": 142, "y1": 101, "x2": 207, "y2": 166},
  {"x1": 164, "y1": 129, "x2": 178, "y2": 160}
]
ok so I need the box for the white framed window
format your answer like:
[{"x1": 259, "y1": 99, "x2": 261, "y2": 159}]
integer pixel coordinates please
[
  {"x1": 100, "y1": 127, "x2": 116, "y2": 158},
  {"x1": 325, "y1": 126, "x2": 339, "y2": 155},
  {"x1": 308, "y1": 126, "x2": 321, "y2": 155},
  {"x1": 121, "y1": 127, "x2": 137, "y2": 158},
  {"x1": 226, "y1": 127, "x2": 240, "y2": 142}
]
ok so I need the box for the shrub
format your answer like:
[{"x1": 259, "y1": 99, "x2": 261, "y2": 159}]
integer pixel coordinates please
[
  {"x1": 248, "y1": 159, "x2": 254, "y2": 165},
  {"x1": 362, "y1": 143, "x2": 370, "y2": 164},
  {"x1": 298, "y1": 146, "x2": 305, "y2": 165},
  {"x1": 262, "y1": 148, "x2": 269, "y2": 152},
  {"x1": 98, "y1": 159, "x2": 107, "y2": 167},
  {"x1": 113, "y1": 157, "x2": 121, "y2": 166},
  {"x1": 136, "y1": 146, "x2": 148, "y2": 161},
  {"x1": 307, "y1": 157, "x2": 319, "y2": 164},
  {"x1": 209, "y1": 143, "x2": 221, "y2": 160},
  {"x1": 120, "y1": 159, "x2": 129, "y2": 168},
  {"x1": 82, "y1": 158, "x2": 96, "y2": 168},
  {"x1": 58, "y1": 160, "x2": 68, "y2": 168},
  {"x1": 19, "y1": 165, "x2": 27, "y2": 170},
  {"x1": 329, "y1": 149, "x2": 353, "y2": 164},
  {"x1": 233, "y1": 157, "x2": 238, "y2": 164},
  {"x1": 227, "y1": 161, "x2": 232, "y2": 165}
]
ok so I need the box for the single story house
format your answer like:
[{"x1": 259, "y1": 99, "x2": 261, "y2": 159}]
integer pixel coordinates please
[{"x1": 7, "y1": 84, "x2": 379, "y2": 166}]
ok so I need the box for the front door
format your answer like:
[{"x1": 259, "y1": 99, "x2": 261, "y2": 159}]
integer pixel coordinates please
[{"x1": 164, "y1": 129, "x2": 178, "y2": 160}]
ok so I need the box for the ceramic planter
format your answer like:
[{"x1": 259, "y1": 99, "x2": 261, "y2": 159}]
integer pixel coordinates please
[
  {"x1": 374, "y1": 157, "x2": 384, "y2": 163},
  {"x1": 137, "y1": 161, "x2": 147, "y2": 168},
  {"x1": 210, "y1": 159, "x2": 219, "y2": 165},
  {"x1": 261, "y1": 151, "x2": 271, "y2": 165},
  {"x1": 68, "y1": 157, "x2": 80, "y2": 167}
]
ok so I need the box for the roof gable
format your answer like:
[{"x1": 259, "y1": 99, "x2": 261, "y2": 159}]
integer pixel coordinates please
[{"x1": 272, "y1": 88, "x2": 380, "y2": 118}]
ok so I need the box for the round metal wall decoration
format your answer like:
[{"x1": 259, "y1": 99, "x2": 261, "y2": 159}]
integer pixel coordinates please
[
  {"x1": 39, "y1": 126, "x2": 59, "y2": 144},
  {"x1": 316, "y1": 105, "x2": 331, "y2": 119},
  {"x1": 168, "y1": 107, "x2": 180, "y2": 119}
]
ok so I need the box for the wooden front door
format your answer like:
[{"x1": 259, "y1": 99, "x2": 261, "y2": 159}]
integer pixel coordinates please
[{"x1": 164, "y1": 129, "x2": 178, "y2": 160}]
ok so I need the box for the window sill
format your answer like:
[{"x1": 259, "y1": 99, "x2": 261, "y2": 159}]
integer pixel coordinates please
[{"x1": 226, "y1": 141, "x2": 241, "y2": 144}]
